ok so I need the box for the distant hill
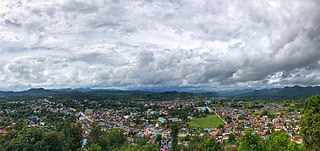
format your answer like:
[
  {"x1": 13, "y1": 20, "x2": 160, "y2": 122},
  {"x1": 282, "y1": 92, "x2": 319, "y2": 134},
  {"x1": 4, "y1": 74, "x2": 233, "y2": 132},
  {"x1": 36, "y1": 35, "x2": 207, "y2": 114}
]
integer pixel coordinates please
[
  {"x1": 229, "y1": 85, "x2": 320, "y2": 97},
  {"x1": 0, "y1": 88, "x2": 216, "y2": 100},
  {"x1": 237, "y1": 88, "x2": 282, "y2": 96},
  {"x1": 0, "y1": 85, "x2": 320, "y2": 99},
  {"x1": 216, "y1": 89, "x2": 256, "y2": 96},
  {"x1": 278, "y1": 85, "x2": 320, "y2": 97},
  {"x1": 0, "y1": 88, "x2": 141, "y2": 97}
]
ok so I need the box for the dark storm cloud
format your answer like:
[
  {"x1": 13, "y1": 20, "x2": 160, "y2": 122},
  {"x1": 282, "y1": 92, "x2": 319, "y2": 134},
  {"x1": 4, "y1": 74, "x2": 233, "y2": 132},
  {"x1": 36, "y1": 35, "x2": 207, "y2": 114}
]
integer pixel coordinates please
[{"x1": 0, "y1": 0, "x2": 320, "y2": 90}]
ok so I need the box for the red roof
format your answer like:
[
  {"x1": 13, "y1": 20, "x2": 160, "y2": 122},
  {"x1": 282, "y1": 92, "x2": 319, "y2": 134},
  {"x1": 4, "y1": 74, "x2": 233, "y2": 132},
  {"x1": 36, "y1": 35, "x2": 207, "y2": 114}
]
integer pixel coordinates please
[
  {"x1": 275, "y1": 123, "x2": 282, "y2": 127},
  {"x1": 293, "y1": 135, "x2": 301, "y2": 139},
  {"x1": 0, "y1": 129, "x2": 8, "y2": 134},
  {"x1": 259, "y1": 131, "x2": 266, "y2": 136}
]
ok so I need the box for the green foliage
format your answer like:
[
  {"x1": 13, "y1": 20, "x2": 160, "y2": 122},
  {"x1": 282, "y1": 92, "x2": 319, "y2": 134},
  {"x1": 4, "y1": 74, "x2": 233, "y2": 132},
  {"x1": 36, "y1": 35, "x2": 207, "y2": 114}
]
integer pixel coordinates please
[
  {"x1": 133, "y1": 136, "x2": 148, "y2": 147},
  {"x1": 41, "y1": 131, "x2": 68, "y2": 151},
  {"x1": 116, "y1": 145, "x2": 140, "y2": 151},
  {"x1": 204, "y1": 137, "x2": 223, "y2": 151},
  {"x1": 237, "y1": 130, "x2": 304, "y2": 151},
  {"x1": 260, "y1": 110, "x2": 268, "y2": 117},
  {"x1": 287, "y1": 142, "x2": 304, "y2": 151},
  {"x1": 59, "y1": 116, "x2": 83, "y2": 150},
  {"x1": 96, "y1": 128, "x2": 127, "y2": 151},
  {"x1": 114, "y1": 143, "x2": 159, "y2": 151},
  {"x1": 266, "y1": 131, "x2": 290, "y2": 150},
  {"x1": 0, "y1": 127, "x2": 69, "y2": 151},
  {"x1": 184, "y1": 136, "x2": 207, "y2": 151},
  {"x1": 183, "y1": 136, "x2": 223, "y2": 151},
  {"x1": 87, "y1": 143, "x2": 102, "y2": 151},
  {"x1": 171, "y1": 123, "x2": 180, "y2": 151},
  {"x1": 301, "y1": 95, "x2": 320, "y2": 151},
  {"x1": 89, "y1": 123, "x2": 103, "y2": 144},
  {"x1": 228, "y1": 133, "x2": 236, "y2": 142},
  {"x1": 141, "y1": 143, "x2": 159, "y2": 151},
  {"x1": 238, "y1": 130, "x2": 265, "y2": 151}
]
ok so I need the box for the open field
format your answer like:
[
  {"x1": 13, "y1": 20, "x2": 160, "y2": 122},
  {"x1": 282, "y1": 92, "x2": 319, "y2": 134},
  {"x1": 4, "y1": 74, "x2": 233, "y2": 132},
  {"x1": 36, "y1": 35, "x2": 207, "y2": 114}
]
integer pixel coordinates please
[
  {"x1": 254, "y1": 110, "x2": 281, "y2": 115},
  {"x1": 6, "y1": 100, "x2": 26, "y2": 104},
  {"x1": 187, "y1": 114, "x2": 225, "y2": 128}
]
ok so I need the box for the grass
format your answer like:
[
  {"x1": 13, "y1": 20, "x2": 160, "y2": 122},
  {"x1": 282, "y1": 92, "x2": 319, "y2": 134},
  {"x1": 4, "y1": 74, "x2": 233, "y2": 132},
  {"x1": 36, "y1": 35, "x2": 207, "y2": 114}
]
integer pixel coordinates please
[
  {"x1": 224, "y1": 141, "x2": 236, "y2": 147},
  {"x1": 254, "y1": 110, "x2": 280, "y2": 115},
  {"x1": 187, "y1": 114, "x2": 225, "y2": 128},
  {"x1": 6, "y1": 100, "x2": 25, "y2": 104}
]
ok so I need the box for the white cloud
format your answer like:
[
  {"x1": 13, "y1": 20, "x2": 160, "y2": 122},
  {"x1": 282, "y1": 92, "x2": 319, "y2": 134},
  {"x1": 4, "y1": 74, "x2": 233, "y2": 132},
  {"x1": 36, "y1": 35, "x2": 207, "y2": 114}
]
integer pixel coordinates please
[{"x1": 0, "y1": 0, "x2": 319, "y2": 90}]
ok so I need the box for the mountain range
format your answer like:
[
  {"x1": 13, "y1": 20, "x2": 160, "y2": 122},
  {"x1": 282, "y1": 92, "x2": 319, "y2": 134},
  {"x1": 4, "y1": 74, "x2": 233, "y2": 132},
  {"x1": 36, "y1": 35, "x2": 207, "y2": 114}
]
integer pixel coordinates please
[{"x1": 0, "y1": 85, "x2": 320, "y2": 98}]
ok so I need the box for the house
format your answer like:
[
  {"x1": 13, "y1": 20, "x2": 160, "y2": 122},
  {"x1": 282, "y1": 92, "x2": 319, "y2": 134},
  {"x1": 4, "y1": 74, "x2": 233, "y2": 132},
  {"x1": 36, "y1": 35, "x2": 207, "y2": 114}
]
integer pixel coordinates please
[
  {"x1": 158, "y1": 117, "x2": 167, "y2": 123},
  {"x1": 168, "y1": 118, "x2": 179, "y2": 122},
  {"x1": 28, "y1": 115, "x2": 39, "y2": 121},
  {"x1": 85, "y1": 109, "x2": 94, "y2": 115},
  {"x1": 0, "y1": 129, "x2": 7, "y2": 134}
]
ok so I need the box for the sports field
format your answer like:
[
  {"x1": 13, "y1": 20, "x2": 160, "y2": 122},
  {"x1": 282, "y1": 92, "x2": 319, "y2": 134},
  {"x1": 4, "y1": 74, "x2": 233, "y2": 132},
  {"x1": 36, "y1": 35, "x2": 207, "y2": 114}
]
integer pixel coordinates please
[{"x1": 187, "y1": 114, "x2": 225, "y2": 128}]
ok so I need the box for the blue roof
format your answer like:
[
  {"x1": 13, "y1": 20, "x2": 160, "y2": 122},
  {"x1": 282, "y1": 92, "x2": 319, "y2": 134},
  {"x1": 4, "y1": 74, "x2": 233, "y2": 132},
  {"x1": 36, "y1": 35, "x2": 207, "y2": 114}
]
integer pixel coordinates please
[
  {"x1": 158, "y1": 117, "x2": 166, "y2": 121},
  {"x1": 29, "y1": 115, "x2": 39, "y2": 118},
  {"x1": 28, "y1": 116, "x2": 39, "y2": 120},
  {"x1": 201, "y1": 107, "x2": 208, "y2": 112},
  {"x1": 153, "y1": 132, "x2": 162, "y2": 135},
  {"x1": 82, "y1": 138, "x2": 88, "y2": 146},
  {"x1": 169, "y1": 118, "x2": 179, "y2": 122},
  {"x1": 158, "y1": 117, "x2": 167, "y2": 123},
  {"x1": 150, "y1": 111, "x2": 157, "y2": 114}
]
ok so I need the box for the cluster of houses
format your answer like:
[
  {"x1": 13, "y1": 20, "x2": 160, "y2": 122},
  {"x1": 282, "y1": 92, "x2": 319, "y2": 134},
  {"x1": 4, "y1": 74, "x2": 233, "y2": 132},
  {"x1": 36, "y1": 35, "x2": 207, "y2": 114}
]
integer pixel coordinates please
[
  {"x1": 0, "y1": 98, "x2": 78, "y2": 129},
  {"x1": 76, "y1": 100, "x2": 204, "y2": 149},
  {"x1": 214, "y1": 105, "x2": 303, "y2": 143}
]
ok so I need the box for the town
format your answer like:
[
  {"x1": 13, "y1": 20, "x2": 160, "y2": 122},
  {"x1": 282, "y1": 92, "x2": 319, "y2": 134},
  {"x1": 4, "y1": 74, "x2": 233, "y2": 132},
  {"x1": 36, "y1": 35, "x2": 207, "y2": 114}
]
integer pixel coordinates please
[{"x1": 0, "y1": 94, "x2": 306, "y2": 150}]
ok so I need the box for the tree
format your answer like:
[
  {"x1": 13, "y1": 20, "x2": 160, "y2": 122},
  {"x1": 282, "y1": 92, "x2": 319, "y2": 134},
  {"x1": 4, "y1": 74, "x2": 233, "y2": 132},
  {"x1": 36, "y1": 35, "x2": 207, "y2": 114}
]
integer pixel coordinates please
[
  {"x1": 287, "y1": 142, "x2": 304, "y2": 151},
  {"x1": 238, "y1": 130, "x2": 265, "y2": 151},
  {"x1": 171, "y1": 123, "x2": 180, "y2": 151},
  {"x1": 41, "y1": 131, "x2": 68, "y2": 151},
  {"x1": 155, "y1": 134, "x2": 162, "y2": 146},
  {"x1": 87, "y1": 143, "x2": 102, "y2": 151},
  {"x1": 204, "y1": 137, "x2": 223, "y2": 151},
  {"x1": 266, "y1": 131, "x2": 290, "y2": 151},
  {"x1": 0, "y1": 127, "x2": 71, "y2": 151},
  {"x1": 97, "y1": 128, "x2": 127, "y2": 151},
  {"x1": 58, "y1": 115, "x2": 83, "y2": 150},
  {"x1": 301, "y1": 95, "x2": 320, "y2": 150},
  {"x1": 116, "y1": 145, "x2": 140, "y2": 151},
  {"x1": 141, "y1": 143, "x2": 159, "y2": 151},
  {"x1": 64, "y1": 122, "x2": 83, "y2": 150},
  {"x1": 228, "y1": 133, "x2": 236, "y2": 142},
  {"x1": 133, "y1": 136, "x2": 148, "y2": 146},
  {"x1": 184, "y1": 136, "x2": 206, "y2": 151},
  {"x1": 89, "y1": 123, "x2": 103, "y2": 144},
  {"x1": 260, "y1": 111, "x2": 268, "y2": 117}
]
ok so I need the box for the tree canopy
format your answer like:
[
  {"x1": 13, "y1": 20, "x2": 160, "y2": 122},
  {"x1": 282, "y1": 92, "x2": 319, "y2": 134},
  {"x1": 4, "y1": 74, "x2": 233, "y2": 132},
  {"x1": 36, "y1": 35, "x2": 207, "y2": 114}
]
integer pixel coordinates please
[{"x1": 301, "y1": 95, "x2": 320, "y2": 150}]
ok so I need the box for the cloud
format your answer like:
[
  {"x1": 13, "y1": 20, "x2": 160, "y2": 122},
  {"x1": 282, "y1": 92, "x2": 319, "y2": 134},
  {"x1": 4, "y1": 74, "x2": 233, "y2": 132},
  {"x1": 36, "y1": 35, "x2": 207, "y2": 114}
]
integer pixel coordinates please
[{"x1": 0, "y1": 0, "x2": 320, "y2": 90}]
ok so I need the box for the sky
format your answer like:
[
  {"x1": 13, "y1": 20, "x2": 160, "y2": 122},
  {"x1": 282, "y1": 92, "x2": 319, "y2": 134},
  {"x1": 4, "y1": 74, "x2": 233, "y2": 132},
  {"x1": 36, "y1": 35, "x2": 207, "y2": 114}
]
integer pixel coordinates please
[{"x1": 0, "y1": 0, "x2": 320, "y2": 91}]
